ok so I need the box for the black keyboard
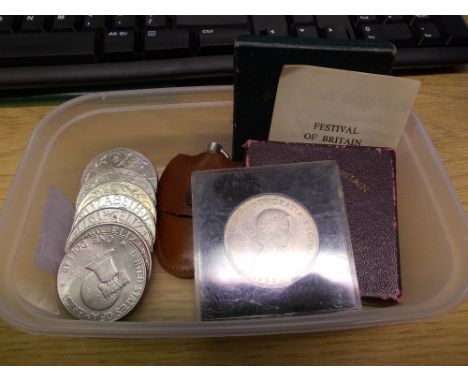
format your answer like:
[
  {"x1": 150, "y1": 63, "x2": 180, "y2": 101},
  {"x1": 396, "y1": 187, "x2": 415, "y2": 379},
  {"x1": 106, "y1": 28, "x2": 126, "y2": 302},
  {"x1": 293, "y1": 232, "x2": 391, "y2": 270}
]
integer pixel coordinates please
[{"x1": 0, "y1": 15, "x2": 467, "y2": 93}]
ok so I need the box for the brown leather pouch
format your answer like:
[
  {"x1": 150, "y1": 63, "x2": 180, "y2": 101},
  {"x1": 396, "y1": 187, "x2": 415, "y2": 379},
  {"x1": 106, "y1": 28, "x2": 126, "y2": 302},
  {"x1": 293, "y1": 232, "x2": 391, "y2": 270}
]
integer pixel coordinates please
[{"x1": 156, "y1": 144, "x2": 241, "y2": 278}]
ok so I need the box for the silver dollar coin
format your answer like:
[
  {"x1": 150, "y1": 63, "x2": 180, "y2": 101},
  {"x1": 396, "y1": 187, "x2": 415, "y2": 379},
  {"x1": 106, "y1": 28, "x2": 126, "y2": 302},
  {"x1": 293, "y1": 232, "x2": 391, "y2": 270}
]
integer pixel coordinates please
[
  {"x1": 81, "y1": 148, "x2": 158, "y2": 191},
  {"x1": 66, "y1": 207, "x2": 154, "y2": 251},
  {"x1": 73, "y1": 223, "x2": 153, "y2": 278},
  {"x1": 77, "y1": 168, "x2": 156, "y2": 206},
  {"x1": 74, "y1": 194, "x2": 156, "y2": 238},
  {"x1": 57, "y1": 233, "x2": 147, "y2": 321},
  {"x1": 76, "y1": 181, "x2": 156, "y2": 219},
  {"x1": 224, "y1": 193, "x2": 319, "y2": 288}
]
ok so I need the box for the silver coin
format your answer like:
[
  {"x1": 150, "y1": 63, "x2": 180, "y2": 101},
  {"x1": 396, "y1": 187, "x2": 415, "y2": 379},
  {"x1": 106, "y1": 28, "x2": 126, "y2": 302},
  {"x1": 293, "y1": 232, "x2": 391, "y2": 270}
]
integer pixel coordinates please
[
  {"x1": 224, "y1": 193, "x2": 319, "y2": 288},
  {"x1": 74, "y1": 194, "x2": 156, "y2": 238},
  {"x1": 81, "y1": 148, "x2": 158, "y2": 191},
  {"x1": 66, "y1": 208, "x2": 154, "y2": 251},
  {"x1": 57, "y1": 233, "x2": 147, "y2": 321},
  {"x1": 77, "y1": 168, "x2": 156, "y2": 206},
  {"x1": 76, "y1": 181, "x2": 156, "y2": 219},
  {"x1": 74, "y1": 223, "x2": 153, "y2": 278}
]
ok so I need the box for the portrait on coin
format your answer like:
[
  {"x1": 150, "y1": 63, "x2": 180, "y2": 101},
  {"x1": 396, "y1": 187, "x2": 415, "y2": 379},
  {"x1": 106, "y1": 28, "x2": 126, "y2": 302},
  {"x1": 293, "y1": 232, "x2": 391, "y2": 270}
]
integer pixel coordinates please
[
  {"x1": 252, "y1": 208, "x2": 292, "y2": 255},
  {"x1": 224, "y1": 194, "x2": 319, "y2": 288}
]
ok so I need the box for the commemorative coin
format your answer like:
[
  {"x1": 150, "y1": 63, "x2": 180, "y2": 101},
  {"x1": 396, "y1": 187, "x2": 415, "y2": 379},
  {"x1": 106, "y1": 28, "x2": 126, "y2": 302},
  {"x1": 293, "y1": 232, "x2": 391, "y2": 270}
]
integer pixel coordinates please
[{"x1": 224, "y1": 193, "x2": 319, "y2": 288}]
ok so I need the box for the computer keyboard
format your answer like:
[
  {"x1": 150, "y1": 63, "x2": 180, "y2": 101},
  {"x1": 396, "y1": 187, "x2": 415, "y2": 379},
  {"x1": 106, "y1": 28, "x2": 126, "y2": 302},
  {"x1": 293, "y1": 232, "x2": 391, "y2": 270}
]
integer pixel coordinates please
[{"x1": 0, "y1": 15, "x2": 467, "y2": 93}]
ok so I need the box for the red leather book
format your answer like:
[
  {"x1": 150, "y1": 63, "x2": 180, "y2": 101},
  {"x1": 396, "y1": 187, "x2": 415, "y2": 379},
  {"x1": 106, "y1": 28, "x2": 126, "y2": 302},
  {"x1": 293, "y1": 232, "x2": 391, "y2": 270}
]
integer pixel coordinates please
[{"x1": 245, "y1": 140, "x2": 401, "y2": 303}]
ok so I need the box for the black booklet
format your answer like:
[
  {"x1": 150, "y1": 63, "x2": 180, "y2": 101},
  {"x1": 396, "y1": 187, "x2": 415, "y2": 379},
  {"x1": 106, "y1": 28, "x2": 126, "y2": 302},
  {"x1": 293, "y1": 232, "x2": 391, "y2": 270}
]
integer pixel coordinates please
[{"x1": 232, "y1": 36, "x2": 396, "y2": 160}]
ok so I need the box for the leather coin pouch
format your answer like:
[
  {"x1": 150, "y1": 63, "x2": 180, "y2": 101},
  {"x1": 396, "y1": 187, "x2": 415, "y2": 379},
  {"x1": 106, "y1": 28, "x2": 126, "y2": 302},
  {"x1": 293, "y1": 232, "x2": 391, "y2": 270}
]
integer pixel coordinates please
[{"x1": 156, "y1": 143, "x2": 241, "y2": 278}]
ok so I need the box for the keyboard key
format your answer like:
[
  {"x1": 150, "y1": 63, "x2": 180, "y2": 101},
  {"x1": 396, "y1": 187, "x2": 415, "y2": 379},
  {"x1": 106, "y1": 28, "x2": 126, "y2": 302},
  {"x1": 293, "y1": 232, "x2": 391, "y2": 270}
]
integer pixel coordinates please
[
  {"x1": 144, "y1": 30, "x2": 191, "y2": 58},
  {"x1": 295, "y1": 26, "x2": 319, "y2": 38},
  {"x1": 0, "y1": 16, "x2": 14, "y2": 33},
  {"x1": 408, "y1": 16, "x2": 432, "y2": 26},
  {"x1": 315, "y1": 16, "x2": 355, "y2": 38},
  {"x1": 21, "y1": 16, "x2": 45, "y2": 32},
  {"x1": 352, "y1": 16, "x2": 377, "y2": 26},
  {"x1": 361, "y1": 24, "x2": 415, "y2": 47},
  {"x1": 382, "y1": 16, "x2": 405, "y2": 24},
  {"x1": 175, "y1": 16, "x2": 248, "y2": 27},
  {"x1": 104, "y1": 30, "x2": 136, "y2": 60},
  {"x1": 438, "y1": 16, "x2": 468, "y2": 45},
  {"x1": 251, "y1": 16, "x2": 288, "y2": 36},
  {"x1": 0, "y1": 32, "x2": 97, "y2": 65},
  {"x1": 198, "y1": 27, "x2": 249, "y2": 55},
  {"x1": 145, "y1": 16, "x2": 166, "y2": 28},
  {"x1": 414, "y1": 23, "x2": 442, "y2": 46},
  {"x1": 83, "y1": 15, "x2": 106, "y2": 30},
  {"x1": 113, "y1": 16, "x2": 136, "y2": 29},
  {"x1": 323, "y1": 25, "x2": 350, "y2": 39},
  {"x1": 290, "y1": 16, "x2": 316, "y2": 27},
  {"x1": 361, "y1": 25, "x2": 376, "y2": 39},
  {"x1": 52, "y1": 16, "x2": 75, "y2": 31},
  {"x1": 315, "y1": 15, "x2": 349, "y2": 27}
]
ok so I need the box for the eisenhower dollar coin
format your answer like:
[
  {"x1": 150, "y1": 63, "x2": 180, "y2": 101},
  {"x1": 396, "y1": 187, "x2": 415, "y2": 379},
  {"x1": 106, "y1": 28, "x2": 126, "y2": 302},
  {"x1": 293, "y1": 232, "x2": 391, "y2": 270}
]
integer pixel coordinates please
[
  {"x1": 60, "y1": 148, "x2": 158, "y2": 321},
  {"x1": 77, "y1": 168, "x2": 156, "y2": 206},
  {"x1": 57, "y1": 233, "x2": 147, "y2": 321},
  {"x1": 224, "y1": 193, "x2": 319, "y2": 288},
  {"x1": 74, "y1": 194, "x2": 156, "y2": 238},
  {"x1": 66, "y1": 208, "x2": 154, "y2": 251},
  {"x1": 76, "y1": 181, "x2": 156, "y2": 219},
  {"x1": 73, "y1": 223, "x2": 153, "y2": 278},
  {"x1": 81, "y1": 148, "x2": 158, "y2": 191}
]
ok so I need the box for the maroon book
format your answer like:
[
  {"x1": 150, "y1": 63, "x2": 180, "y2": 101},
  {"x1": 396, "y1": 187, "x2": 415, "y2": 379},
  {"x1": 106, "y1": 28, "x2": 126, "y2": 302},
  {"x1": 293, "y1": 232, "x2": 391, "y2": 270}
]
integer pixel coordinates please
[{"x1": 245, "y1": 140, "x2": 401, "y2": 303}]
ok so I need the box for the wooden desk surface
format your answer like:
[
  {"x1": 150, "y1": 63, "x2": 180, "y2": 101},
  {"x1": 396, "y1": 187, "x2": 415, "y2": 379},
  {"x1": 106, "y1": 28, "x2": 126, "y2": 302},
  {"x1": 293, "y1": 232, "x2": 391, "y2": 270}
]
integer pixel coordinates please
[{"x1": 0, "y1": 69, "x2": 467, "y2": 365}]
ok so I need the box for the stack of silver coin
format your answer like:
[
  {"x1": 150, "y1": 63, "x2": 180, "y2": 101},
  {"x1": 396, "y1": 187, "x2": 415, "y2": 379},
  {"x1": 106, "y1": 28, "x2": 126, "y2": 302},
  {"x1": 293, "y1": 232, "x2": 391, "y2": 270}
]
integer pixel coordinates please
[{"x1": 57, "y1": 148, "x2": 157, "y2": 321}]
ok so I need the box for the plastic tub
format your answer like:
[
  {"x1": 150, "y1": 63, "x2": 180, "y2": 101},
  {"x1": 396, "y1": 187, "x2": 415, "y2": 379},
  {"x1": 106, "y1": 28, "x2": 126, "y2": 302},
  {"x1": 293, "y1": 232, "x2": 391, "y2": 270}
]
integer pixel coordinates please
[{"x1": 0, "y1": 85, "x2": 467, "y2": 338}]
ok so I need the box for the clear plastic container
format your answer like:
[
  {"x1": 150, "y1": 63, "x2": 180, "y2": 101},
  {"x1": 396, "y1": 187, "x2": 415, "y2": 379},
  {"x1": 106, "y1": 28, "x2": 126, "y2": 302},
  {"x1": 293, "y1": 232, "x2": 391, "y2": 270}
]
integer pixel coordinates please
[{"x1": 0, "y1": 85, "x2": 467, "y2": 338}]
